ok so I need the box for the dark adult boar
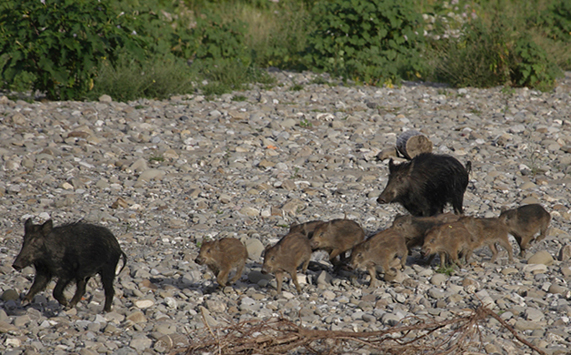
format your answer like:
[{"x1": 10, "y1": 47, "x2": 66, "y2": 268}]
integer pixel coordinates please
[
  {"x1": 194, "y1": 238, "x2": 248, "y2": 287},
  {"x1": 349, "y1": 229, "x2": 408, "y2": 288},
  {"x1": 12, "y1": 219, "x2": 126, "y2": 312},
  {"x1": 422, "y1": 221, "x2": 473, "y2": 268},
  {"x1": 262, "y1": 232, "x2": 311, "y2": 293},
  {"x1": 459, "y1": 216, "x2": 513, "y2": 263},
  {"x1": 289, "y1": 220, "x2": 325, "y2": 239},
  {"x1": 499, "y1": 204, "x2": 551, "y2": 257},
  {"x1": 377, "y1": 153, "x2": 471, "y2": 216},
  {"x1": 310, "y1": 219, "x2": 365, "y2": 266}
]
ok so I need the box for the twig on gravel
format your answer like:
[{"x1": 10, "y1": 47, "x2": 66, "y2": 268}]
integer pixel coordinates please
[{"x1": 182, "y1": 303, "x2": 545, "y2": 355}]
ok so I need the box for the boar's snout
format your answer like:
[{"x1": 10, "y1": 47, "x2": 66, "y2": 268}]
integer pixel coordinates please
[
  {"x1": 194, "y1": 257, "x2": 204, "y2": 265},
  {"x1": 12, "y1": 258, "x2": 25, "y2": 271}
]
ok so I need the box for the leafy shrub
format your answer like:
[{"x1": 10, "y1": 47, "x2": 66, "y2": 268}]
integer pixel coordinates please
[
  {"x1": 433, "y1": 18, "x2": 512, "y2": 88},
  {"x1": 534, "y1": 0, "x2": 571, "y2": 42},
  {"x1": 304, "y1": 0, "x2": 425, "y2": 85},
  {"x1": 0, "y1": 0, "x2": 146, "y2": 100},
  {"x1": 433, "y1": 14, "x2": 562, "y2": 92},
  {"x1": 510, "y1": 34, "x2": 562, "y2": 91},
  {"x1": 89, "y1": 52, "x2": 195, "y2": 102}
]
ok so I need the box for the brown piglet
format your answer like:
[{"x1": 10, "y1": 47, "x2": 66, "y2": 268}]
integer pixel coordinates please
[
  {"x1": 391, "y1": 213, "x2": 461, "y2": 252},
  {"x1": 262, "y1": 232, "x2": 312, "y2": 293},
  {"x1": 422, "y1": 221, "x2": 473, "y2": 268},
  {"x1": 459, "y1": 216, "x2": 513, "y2": 263},
  {"x1": 195, "y1": 238, "x2": 248, "y2": 287},
  {"x1": 310, "y1": 219, "x2": 365, "y2": 266},
  {"x1": 349, "y1": 228, "x2": 408, "y2": 288},
  {"x1": 289, "y1": 220, "x2": 325, "y2": 239},
  {"x1": 499, "y1": 204, "x2": 551, "y2": 257}
]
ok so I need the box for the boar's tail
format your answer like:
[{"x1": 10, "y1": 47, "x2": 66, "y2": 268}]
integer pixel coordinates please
[
  {"x1": 465, "y1": 161, "x2": 472, "y2": 175},
  {"x1": 115, "y1": 252, "x2": 128, "y2": 276}
]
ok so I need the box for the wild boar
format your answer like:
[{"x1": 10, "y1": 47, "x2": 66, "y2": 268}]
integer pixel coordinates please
[
  {"x1": 12, "y1": 219, "x2": 126, "y2": 313},
  {"x1": 422, "y1": 221, "x2": 473, "y2": 268},
  {"x1": 391, "y1": 213, "x2": 461, "y2": 252},
  {"x1": 310, "y1": 219, "x2": 365, "y2": 266},
  {"x1": 262, "y1": 232, "x2": 311, "y2": 293},
  {"x1": 459, "y1": 216, "x2": 513, "y2": 263},
  {"x1": 349, "y1": 229, "x2": 408, "y2": 288},
  {"x1": 195, "y1": 238, "x2": 248, "y2": 287},
  {"x1": 499, "y1": 204, "x2": 551, "y2": 257},
  {"x1": 377, "y1": 153, "x2": 471, "y2": 216},
  {"x1": 289, "y1": 220, "x2": 325, "y2": 239}
]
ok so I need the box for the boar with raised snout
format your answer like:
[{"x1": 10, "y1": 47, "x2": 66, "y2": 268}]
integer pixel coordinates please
[
  {"x1": 459, "y1": 216, "x2": 513, "y2": 263},
  {"x1": 349, "y1": 229, "x2": 408, "y2": 288},
  {"x1": 310, "y1": 219, "x2": 365, "y2": 266},
  {"x1": 499, "y1": 204, "x2": 551, "y2": 257},
  {"x1": 195, "y1": 238, "x2": 248, "y2": 287},
  {"x1": 422, "y1": 221, "x2": 473, "y2": 268},
  {"x1": 262, "y1": 232, "x2": 311, "y2": 294},
  {"x1": 289, "y1": 220, "x2": 325, "y2": 239},
  {"x1": 377, "y1": 153, "x2": 471, "y2": 217},
  {"x1": 12, "y1": 219, "x2": 127, "y2": 313}
]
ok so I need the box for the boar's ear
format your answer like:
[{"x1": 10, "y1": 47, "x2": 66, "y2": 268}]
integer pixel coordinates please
[
  {"x1": 24, "y1": 218, "x2": 34, "y2": 232},
  {"x1": 388, "y1": 159, "x2": 396, "y2": 172},
  {"x1": 41, "y1": 220, "x2": 53, "y2": 236}
]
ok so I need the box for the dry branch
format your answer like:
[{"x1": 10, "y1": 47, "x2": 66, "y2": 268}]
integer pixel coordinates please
[{"x1": 181, "y1": 304, "x2": 545, "y2": 355}]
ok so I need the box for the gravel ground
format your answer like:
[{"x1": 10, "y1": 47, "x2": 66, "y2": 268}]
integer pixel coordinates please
[{"x1": 1, "y1": 70, "x2": 570, "y2": 355}]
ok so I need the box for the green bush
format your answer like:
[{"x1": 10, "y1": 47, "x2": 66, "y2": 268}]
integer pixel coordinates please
[
  {"x1": 535, "y1": 0, "x2": 571, "y2": 42},
  {"x1": 433, "y1": 15, "x2": 562, "y2": 91},
  {"x1": 304, "y1": 0, "x2": 425, "y2": 85},
  {"x1": 89, "y1": 52, "x2": 195, "y2": 102},
  {"x1": 510, "y1": 34, "x2": 562, "y2": 91},
  {"x1": 433, "y1": 18, "x2": 512, "y2": 88},
  {"x1": 0, "y1": 0, "x2": 146, "y2": 100}
]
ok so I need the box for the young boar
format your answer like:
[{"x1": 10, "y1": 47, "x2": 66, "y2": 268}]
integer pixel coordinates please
[
  {"x1": 194, "y1": 238, "x2": 248, "y2": 287},
  {"x1": 377, "y1": 153, "x2": 471, "y2": 216},
  {"x1": 391, "y1": 213, "x2": 461, "y2": 252},
  {"x1": 310, "y1": 219, "x2": 365, "y2": 266},
  {"x1": 459, "y1": 216, "x2": 513, "y2": 263},
  {"x1": 262, "y1": 232, "x2": 311, "y2": 294},
  {"x1": 289, "y1": 220, "x2": 325, "y2": 239},
  {"x1": 421, "y1": 221, "x2": 473, "y2": 268},
  {"x1": 499, "y1": 204, "x2": 551, "y2": 257},
  {"x1": 349, "y1": 229, "x2": 408, "y2": 288},
  {"x1": 12, "y1": 219, "x2": 127, "y2": 313}
]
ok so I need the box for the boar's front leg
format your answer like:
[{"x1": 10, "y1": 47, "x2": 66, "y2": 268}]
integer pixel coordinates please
[
  {"x1": 69, "y1": 276, "x2": 90, "y2": 309},
  {"x1": 216, "y1": 267, "x2": 230, "y2": 287},
  {"x1": 367, "y1": 266, "x2": 378, "y2": 288},
  {"x1": 275, "y1": 271, "x2": 284, "y2": 293},
  {"x1": 23, "y1": 266, "x2": 52, "y2": 304},
  {"x1": 52, "y1": 277, "x2": 73, "y2": 308}
]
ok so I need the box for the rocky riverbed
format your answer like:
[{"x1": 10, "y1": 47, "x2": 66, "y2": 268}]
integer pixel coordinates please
[{"x1": 1, "y1": 70, "x2": 571, "y2": 355}]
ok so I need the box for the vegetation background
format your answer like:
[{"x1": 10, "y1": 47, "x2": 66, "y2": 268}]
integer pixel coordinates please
[{"x1": 0, "y1": 0, "x2": 569, "y2": 101}]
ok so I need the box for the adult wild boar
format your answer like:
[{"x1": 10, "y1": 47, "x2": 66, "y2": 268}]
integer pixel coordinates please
[
  {"x1": 12, "y1": 219, "x2": 127, "y2": 312},
  {"x1": 377, "y1": 153, "x2": 471, "y2": 217}
]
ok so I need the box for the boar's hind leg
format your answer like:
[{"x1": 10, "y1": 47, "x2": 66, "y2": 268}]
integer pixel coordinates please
[
  {"x1": 53, "y1": 277, "x2": 73, "y2": 308},
  {"x1": 229, "y1": 261, "x2": 245, "y2": 285},
  {"x1": 100, "y1": 270, "x2": 116, "y2": 312},
  {"x1": 69, "y1": 277, "x2": 90, "y2": 309},
  {"x1": 23, "y1": 267, "x2": 52, "y2": 303}
]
